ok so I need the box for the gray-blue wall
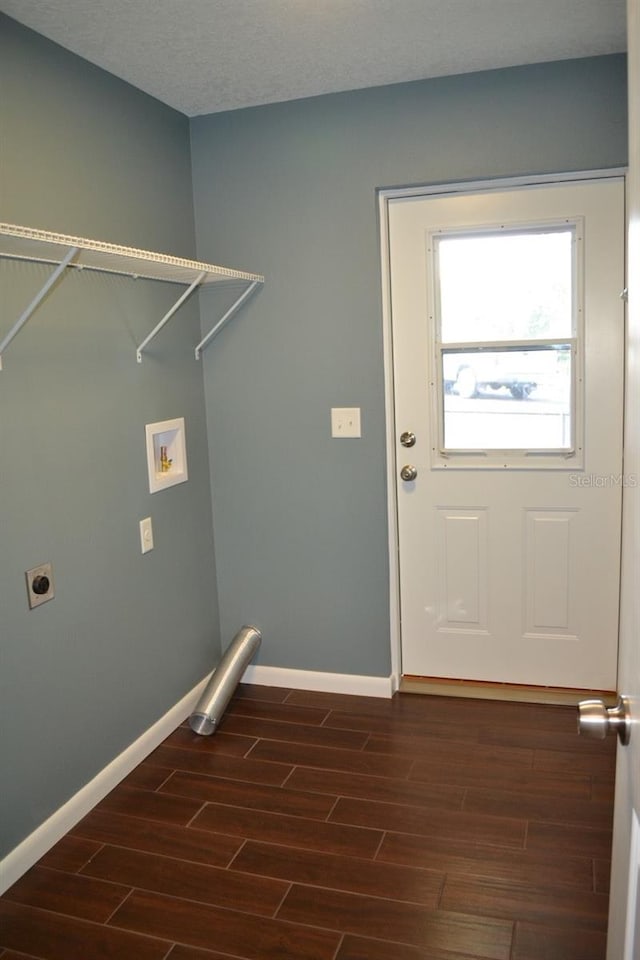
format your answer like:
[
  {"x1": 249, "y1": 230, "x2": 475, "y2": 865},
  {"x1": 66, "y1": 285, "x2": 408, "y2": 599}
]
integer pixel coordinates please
[
  {"x1": 190, "y1": 55, "x2": 627, "y2": 678},
  {"x1": 0, "y1": 16, "x2": 220, "y2": 857}
]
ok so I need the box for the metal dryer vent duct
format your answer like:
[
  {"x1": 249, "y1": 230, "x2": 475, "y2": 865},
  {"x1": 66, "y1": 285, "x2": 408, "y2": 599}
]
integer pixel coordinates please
[{"x1": 189, "y1": 625, "x2": 261, "y2": 735}]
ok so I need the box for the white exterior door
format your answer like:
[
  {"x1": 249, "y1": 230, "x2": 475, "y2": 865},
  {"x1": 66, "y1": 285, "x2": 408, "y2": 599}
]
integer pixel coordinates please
[
  {"x1": 606, "y1": 2, "x2": 640, "y2": 954},
  {"x1": 389, "y1": 178, "x2": 625, "y2": 689}
]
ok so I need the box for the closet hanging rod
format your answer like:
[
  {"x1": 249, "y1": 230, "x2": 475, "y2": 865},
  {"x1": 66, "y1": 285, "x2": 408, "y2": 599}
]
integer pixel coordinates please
[{"x1": 0, "y1": 222, "x2": 264, "y2": 367}]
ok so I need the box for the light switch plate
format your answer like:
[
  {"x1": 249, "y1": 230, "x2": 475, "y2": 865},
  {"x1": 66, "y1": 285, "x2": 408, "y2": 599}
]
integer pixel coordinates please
[
  {"x1": 139, "y1": 517, "x2": 154, "y2": 554},
  {"x1": 331, "y1": 407, "x2": 361, "y2": 438}
]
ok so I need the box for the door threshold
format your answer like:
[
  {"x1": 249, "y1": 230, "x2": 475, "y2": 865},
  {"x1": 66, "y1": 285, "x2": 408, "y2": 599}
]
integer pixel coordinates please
[{"x1": 400, "y1": 675, "x2": 617, "y2": 706}]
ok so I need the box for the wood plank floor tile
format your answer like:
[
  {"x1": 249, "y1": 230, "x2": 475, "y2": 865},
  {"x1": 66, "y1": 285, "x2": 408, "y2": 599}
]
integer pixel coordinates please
[
  {"x1": 285, "y1": 765, "x2": 465, "y2": 810},
  {"x1": 165, "y1": 727, "x2": 257, "y2": 757},
  {"x1": 0, "y1": 952, "x2": 44, "y2": 959},
  {"x1": 144, "y1": 744, "x2": 293, "y2": 785},
  {"x1": 480, "y1": 724, "x2": 616, "y2": 754},
  {"x1": 248, "y1": 739, "x2": 415, "y2": 779},
  {"x1": 463, "y1": 786, "x2": 613, "y2": 827},
  {"x1": 109, "y1": 889, "x2": 341, "y2": 960},
  {"x1": 95, "y1": 784, "x2": 203, "y2": 826},
  {"x1": 533, "y1": 747, "x2": 616, "y2": 778},
  {"x1": 591, "y1": 776, "x2": 617, "y2": 802},
  {"x1": 511, "y1": 921, "x2": 607, "y2": 959},
  {"x1": 311, "y1": 692, "x2": 568, "y2": 728},
  {"x1": 227, "y1": 698, "x2": 330, "y2": 726},
  {"x1": 277, "y1": 886, "x2": 513, "y2": 959},
  {"x1": 72, "y1": 808, "x2": 242, "y2": 867},
  {"x1": 285, "y1": 690, "x2": 402, "y2": 715},
  {"x1": 440, "y1": 875, "x2": 609, "y2": 931},
  {"x1": 406, "y1": 739, "x2": 534, "y2": 771},
  {"x1": 475, "y1": 704, "x2": 575, "y2": 730},
  {"x1": 191, "y1": 801, "x2": 383, "y2": 858},
  {"x1": 3, "y1": 866, "x2": 131, "y2": 923},
  {"x1": 594, "y1": 859, "x2": 611, "y2": 894},
  {"x1": 377, "y1": 832, "x2": 594, "y2": 889},
  {"x1": 366, "y1": 719, "x2": 527, "y2": 749},
  {"x1": 323, "y1": 710, "x2": 477, "y2": 752},
  {"x1": 408, "y1": 757, "x2": 590, "y2": 799},
  {"x1": 0, "y1": 901, "x2": 170, "y2": 960},
  {"x1": 330, "y1": 796, "x2": 527, "y2": 849},
  {"x1": 120, "y1": 764, "x2": 173, "y2": 791},
  {"x1": 81, "y1": 845, "x2": 288, "y2": 917},
  {"x1": 236, "y1": 683, "x2": 293, "y2": 703},
  {"x1": 231, "y1": 840, "x2": 444, "y2": 905},
  {"x1": 36, "y1": 834, "x2": 102, "y2": 873},
  {"x1": 159, "y1": 770, "x2": 336, "y2": 818},
  {"x1": 167, "y1": 946, "x2": 256, "y2": 960},
  {"x1": 219, "y1": 713, "x2": 369, "y2": 750},
  {"x1": 526, "y1": 820, "x2": 613, "y2": 860},
  {"x1": 293, "y1": 692, "x2": 568, "y2": 728},
  {"x1": 336, "y1": 934, "x2": 484, "y2": 960},
  {"x1": 400, "y1": 698, "x2": 572, "y2": 729}
]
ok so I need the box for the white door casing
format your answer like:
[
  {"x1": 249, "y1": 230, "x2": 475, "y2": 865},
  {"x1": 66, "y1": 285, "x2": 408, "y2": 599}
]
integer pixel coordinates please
[
  {"x1": 388, "y1": 178, "x2": 625, "y2": 689},
  {"x1": 607, "y1": 1, "x2": 640, "y2": 954}
]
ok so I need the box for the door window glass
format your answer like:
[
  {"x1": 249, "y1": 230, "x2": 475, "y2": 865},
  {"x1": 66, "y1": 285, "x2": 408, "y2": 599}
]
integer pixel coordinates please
[
  {"x1": 432, "y1": 225, "x2": 580, "y2": 461},
  {"x1": 438, "y1": 229, "x2": 574, "y2": 342}
]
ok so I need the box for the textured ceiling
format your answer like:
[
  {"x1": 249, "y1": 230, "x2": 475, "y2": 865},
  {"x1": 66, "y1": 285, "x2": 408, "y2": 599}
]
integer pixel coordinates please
[{"x1": 0, "y1": 0, "x2": 627, "y2": 117}]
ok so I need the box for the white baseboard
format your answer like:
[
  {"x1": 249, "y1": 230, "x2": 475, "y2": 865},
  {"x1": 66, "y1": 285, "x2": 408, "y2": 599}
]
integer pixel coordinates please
[
  {"x1": 242, "y1": 664, "x2": 394, "y2": 698},
  {"x1": 0, "y1": 672, "x2": 212, "y2": 896},
  {"x1": 1, "y1": 664, "x2": 394, "y2": 894}
]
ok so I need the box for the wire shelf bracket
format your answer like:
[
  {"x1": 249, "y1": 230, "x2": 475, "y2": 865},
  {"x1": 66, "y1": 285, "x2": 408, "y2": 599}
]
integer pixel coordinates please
[
  {"x1": 0, "y1": 222, "x2": 264, "y2": 369},
  {"x1": 194, "y1": 279, "x2": 262, "y2": 359}
]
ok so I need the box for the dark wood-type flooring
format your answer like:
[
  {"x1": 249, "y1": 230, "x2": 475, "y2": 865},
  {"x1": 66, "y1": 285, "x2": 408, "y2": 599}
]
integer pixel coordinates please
[{"x1": 0, "y1": 685, "x2": 616, "y2": 959}]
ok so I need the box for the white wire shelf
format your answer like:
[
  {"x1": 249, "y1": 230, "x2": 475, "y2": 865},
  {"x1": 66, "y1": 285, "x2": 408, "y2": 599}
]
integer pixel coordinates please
[{"x1": 0, "y1": 222, "x2": 264, "y2": 367}]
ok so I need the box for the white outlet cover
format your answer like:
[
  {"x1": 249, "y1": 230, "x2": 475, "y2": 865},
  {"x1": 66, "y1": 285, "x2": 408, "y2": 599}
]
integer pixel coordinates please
[{"x1": 331, "y1": 407, "x2": 361, "y2": 438}]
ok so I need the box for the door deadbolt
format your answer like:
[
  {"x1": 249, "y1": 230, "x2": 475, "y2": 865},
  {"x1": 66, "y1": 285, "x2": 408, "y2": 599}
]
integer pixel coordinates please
[
  {"x1": 400, "y1": 464, "x2": 418, "y2": 482},
  {"x1": 577, "y1": 696, "x2": 631, "y2": 746},
  {"x1": 400, "y1": 431, "x2": 416, "y2": 448}
]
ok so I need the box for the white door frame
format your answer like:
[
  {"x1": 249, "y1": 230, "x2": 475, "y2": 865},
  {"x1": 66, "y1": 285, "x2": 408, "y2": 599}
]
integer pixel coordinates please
[{"x1": 378, "y1": 167, "x2": 627, "y2": 691}]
